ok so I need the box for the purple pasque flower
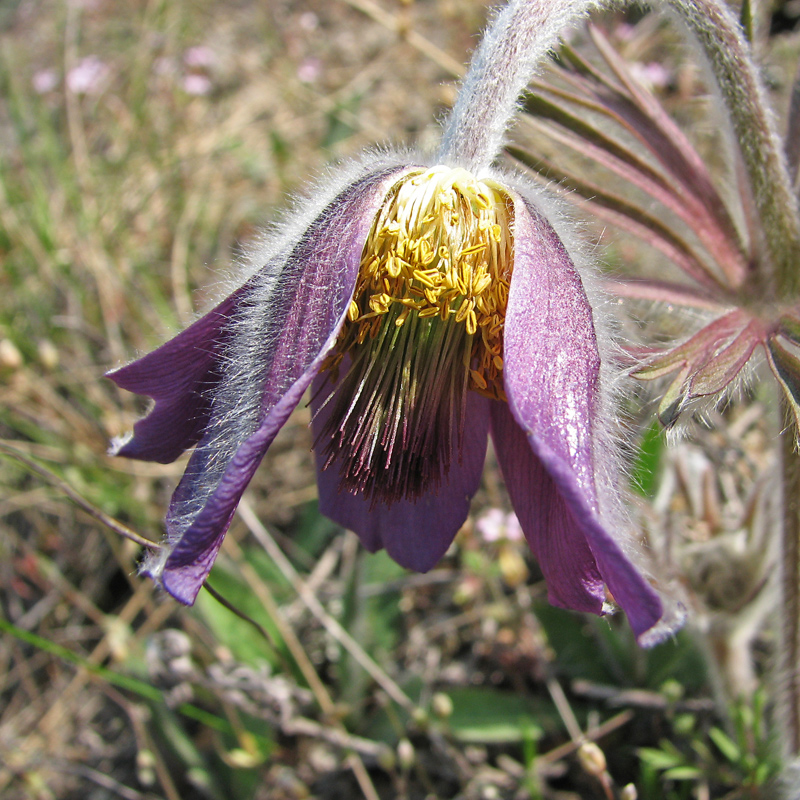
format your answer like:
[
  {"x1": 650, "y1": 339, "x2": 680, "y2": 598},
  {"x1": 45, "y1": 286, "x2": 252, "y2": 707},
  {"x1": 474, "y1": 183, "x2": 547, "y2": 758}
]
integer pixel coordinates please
[{"x1": 108, "y1": 0, "x2": 684, "y2": 646}]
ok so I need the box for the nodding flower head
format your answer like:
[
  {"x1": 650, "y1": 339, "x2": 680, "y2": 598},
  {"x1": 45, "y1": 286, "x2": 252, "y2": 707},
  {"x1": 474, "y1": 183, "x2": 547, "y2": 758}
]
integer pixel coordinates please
[{"x1": 108, "y1": 0, "x2": 684, "y2": 646}]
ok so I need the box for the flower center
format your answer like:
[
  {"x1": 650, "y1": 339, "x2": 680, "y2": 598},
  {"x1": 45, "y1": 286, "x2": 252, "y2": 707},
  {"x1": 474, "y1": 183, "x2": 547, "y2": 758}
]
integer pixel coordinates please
[{"x1": 315, "y1": 165, "x2": 514, "y2": 506}]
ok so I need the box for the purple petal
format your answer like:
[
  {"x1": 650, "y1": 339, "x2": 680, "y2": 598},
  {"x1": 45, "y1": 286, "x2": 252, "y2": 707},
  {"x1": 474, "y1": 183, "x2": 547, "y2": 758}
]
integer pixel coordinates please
[
  {"x1": 503, "y1": 193, "x2": 665, "y2": 642},
  {"x1": 107, "y1": 284, "x2": 249, "y2": 463},
  {"x1": 160, "y1": 370, "x2": 314, "y2": 603},
  {"x1": 310, "y1": 371, "x2": 490, "y2": 572},
  {"x1": 490, "y1": 400, "x2": 605, "y2": 613},
  {"x1": 154, "y1": 166, "x2": 410, "y2": 603}
]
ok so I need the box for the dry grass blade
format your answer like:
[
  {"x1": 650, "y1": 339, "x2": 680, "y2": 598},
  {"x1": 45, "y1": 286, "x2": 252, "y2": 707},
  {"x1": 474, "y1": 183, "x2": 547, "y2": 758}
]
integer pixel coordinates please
[
  {"x1": 0, "y1": 440, "x2": 159, "y2": 551},
  {"x1": 237, "y1": 497, "x2": 418, "y2": 715}
]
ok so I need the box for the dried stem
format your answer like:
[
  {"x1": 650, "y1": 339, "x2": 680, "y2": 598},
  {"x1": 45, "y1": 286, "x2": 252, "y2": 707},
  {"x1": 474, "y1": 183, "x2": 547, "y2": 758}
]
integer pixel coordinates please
[
  {"x1": 0, "y1": 440, "x2": 159, "y2": 551},
  {"x1": 780, "y1": 398, "x2": 800, "y2": 758}
]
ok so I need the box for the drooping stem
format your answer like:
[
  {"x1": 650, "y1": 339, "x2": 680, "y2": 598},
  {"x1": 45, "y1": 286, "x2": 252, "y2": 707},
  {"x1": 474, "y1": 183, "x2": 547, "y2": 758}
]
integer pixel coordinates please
[
  {"x1": 664, "y1": 0, "x2": 800, "y2": 298},
  {"x1": 780, "y1": 398, "x2": 800, "y2": 757},
  {"x1": 438, "y1": 0, "x2": 598, "y2": 173}
]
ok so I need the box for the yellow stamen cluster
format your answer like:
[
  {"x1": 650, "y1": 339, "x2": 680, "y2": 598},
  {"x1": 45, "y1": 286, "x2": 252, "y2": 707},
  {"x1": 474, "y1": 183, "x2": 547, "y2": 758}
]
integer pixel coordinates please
[
  {"x1": 316, "y1": 166, "x2": 515, "y2": 505},
  {"x1": 333, "y1": 165, "x2": 514, "y2": 399}
]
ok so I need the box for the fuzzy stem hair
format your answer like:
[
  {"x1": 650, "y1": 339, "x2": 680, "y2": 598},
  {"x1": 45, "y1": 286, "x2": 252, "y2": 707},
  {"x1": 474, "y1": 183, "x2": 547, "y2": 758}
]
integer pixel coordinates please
[
  {"x1": 438, "y1": 0, "x2": 601, "y2": 173},
  {"x1": 665, "y1": 0, "x2": 800, "y2": 299}
]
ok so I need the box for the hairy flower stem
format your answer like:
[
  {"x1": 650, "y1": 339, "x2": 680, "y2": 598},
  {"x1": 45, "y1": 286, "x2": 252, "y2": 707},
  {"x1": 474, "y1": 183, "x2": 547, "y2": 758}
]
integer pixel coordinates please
[
  {"x1": 665, "y1": 0, "x2": 800, "y2": 298},
  {"x1": 438, "y1": 0, "x2": 599, "y2": 172},
  {"x1": 781, "y1": 398, "x2": 800, "y2": 757}
]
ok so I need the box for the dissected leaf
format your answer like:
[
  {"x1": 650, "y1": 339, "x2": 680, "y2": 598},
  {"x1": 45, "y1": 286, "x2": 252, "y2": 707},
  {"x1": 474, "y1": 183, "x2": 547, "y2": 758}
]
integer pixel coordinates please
[
  {"x1": 689, "y1": 320, "x2": 763, "y2": 396},
  {"x1": 604, "y1": 277, "x2": 725, "y2": 310},
  {"x1": 507, "y1": 145, "x2": 721, "y2": 290},
  {"x1": 519, "y1": 27, "x2": 750, "y2": 291}
]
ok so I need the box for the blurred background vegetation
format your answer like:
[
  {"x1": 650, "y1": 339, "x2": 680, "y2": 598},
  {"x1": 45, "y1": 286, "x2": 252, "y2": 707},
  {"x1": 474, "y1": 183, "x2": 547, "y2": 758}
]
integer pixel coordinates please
[{"x1": 1, "y1": 1, "x2": 798, "y2": 798}]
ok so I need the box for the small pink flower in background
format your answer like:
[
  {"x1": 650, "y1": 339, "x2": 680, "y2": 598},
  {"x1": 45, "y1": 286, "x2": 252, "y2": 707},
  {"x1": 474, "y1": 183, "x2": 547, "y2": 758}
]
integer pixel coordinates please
[
  {"x1": 32, "y1": 69, "x2": 59, "y2": 94},
  {"x1": 183, "y1": 46, "x2": 216, "y2": 69},
  {"x1": 614, "y1": 22, "x2": 636, "y2": 41},
  {"x1": 476, "y1": 509, "x2": 523, "y2": 543},
  {"x1": 630, "y1": 61, "x2": 672, "y2": 89},
  {"x1": 297, "y1": 57, "x2": 322, "y2": 84},
  {"x1": 182, "y1": 74, "x2": 212, "y2": 96},
  {"x1": 66, "y1": 55, "x2": 109, "y2": 95},
  {"x1": 298, "y1": 12, "x2": 319, "y2": 31}
]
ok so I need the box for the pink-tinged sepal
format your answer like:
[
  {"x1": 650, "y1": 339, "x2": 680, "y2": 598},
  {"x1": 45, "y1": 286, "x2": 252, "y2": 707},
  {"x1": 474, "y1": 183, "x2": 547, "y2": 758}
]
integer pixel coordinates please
[{"x1": 633, "y1": 309, "x2": 767, "y2": 426}]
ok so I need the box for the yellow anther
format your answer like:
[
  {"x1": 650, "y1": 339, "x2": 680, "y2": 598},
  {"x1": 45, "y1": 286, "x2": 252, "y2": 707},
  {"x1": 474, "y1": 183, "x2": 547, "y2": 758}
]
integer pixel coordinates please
[
  {"x1": 470, "y1": 369, "x2": 488, "y2": 390},
  {"x1": 387, "y1": 256, "x2": 402, "y2": 278},
  {"x1": 423, "y1": 288, "x2": 441, "y2": 306},
  {"x1": 472, "y1": 273, "x2": 493, "y2": 296},
  {"x1": 369, "y1": 293, "x2": 392, "y2": 314},
  {"x1": 333, "y1": 165, "x2": 514, "y2": 403}
]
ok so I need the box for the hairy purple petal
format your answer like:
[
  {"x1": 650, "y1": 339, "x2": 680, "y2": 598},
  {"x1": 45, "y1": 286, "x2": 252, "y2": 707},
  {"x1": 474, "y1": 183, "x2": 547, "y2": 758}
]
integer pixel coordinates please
[
  {"x1": 143, "y1": 166, "x2": 410, "y2": 603},
  {"x1": 503, "y1": 193, "x2": 665, "y2": 643},
  {"x1": 106, "y1": 284, "x2": 249, "y2": 463},
  {"x1": 490, "y1": 400, "x2": 606, "y2": 613},
  {"x1": 310, "y1": 372, "x2": 490, "y2": 572},
  {"x1": 160, "y1": 367, "x2": 318, "y2": 603}
]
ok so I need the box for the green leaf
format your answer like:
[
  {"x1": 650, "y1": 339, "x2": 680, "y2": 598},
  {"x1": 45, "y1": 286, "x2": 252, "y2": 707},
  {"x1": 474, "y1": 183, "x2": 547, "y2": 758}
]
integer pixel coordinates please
[
  {"x1": 194, "y1": 561, "x2": 284, "y2": 668},
  {"x1": 662, "y1": 766, "x2": 703, "y2": 781},
  {"x1": 637, "y1": 747, "x2": 685, "y2": 770},
  {"x1": 740, "y1": 0, "x2": 754, "y2": 43},
  {"x1": 446, "y1": 687, "x2": 547, "y2": 743},
  {"x1": 709, "y1": 727, "x2": 741, "y2": 763},
  {"x1": 631, "y1": 419, "x2": 664, "y2": 497}
]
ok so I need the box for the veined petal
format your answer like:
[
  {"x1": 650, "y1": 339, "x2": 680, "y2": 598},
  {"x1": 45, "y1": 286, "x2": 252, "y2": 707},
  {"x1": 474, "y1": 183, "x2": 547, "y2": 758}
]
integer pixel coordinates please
[
  {"x1": 310, "y1": 370, "x2": 490, "y2": 572},
  {"x1": 502, "y1": 191, "x2": 668, "y2": 643},
  {"x1": 490, "y1": 400, "x2": 606, "y2": 613},
  {"x1": 142, "y1": 165, "x2": 411, "y2": 603},
  {"x1": 106, "y1": 283, "x2": 250, "y2": 464}
]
